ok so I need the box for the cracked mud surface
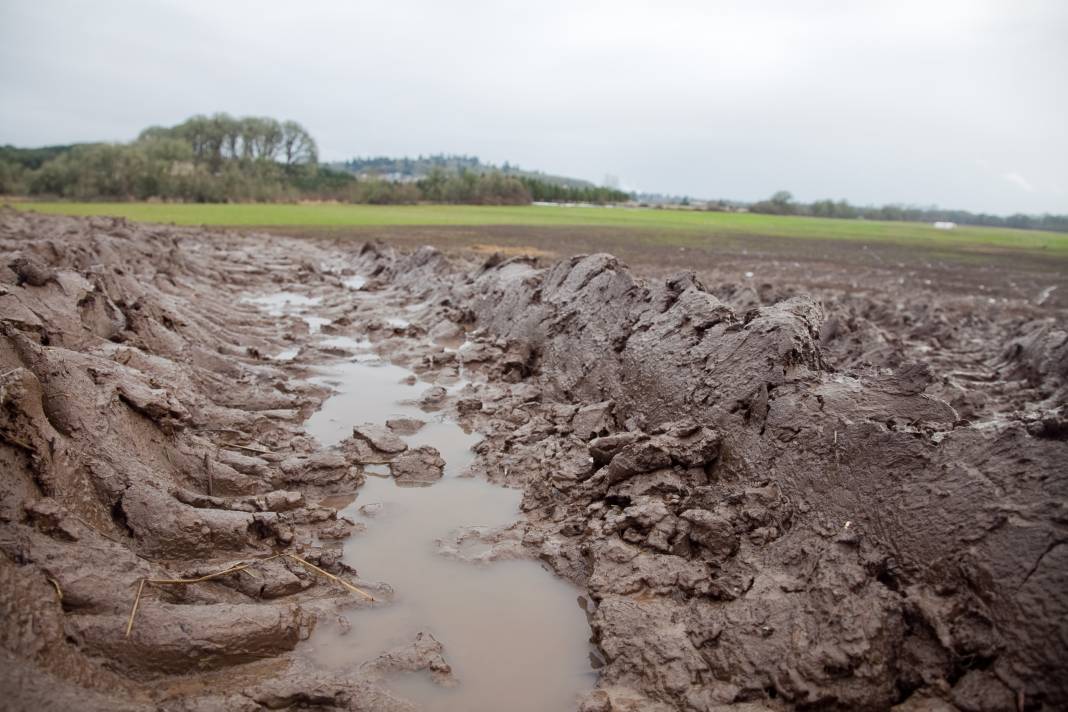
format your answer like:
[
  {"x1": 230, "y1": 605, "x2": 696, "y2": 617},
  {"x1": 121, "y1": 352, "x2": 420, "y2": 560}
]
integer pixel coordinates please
[{"x1": 1, "y1": 209, "x2": 1065, "y2": 711}]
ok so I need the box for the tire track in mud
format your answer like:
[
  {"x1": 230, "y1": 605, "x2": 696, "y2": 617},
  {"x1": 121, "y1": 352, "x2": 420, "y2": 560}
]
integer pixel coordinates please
[
  {"x1": 0, "y1": 210, "x2": 603, "y2": 711},
  {"x1": 242, "y1": 279, "x2": 597, "y2": 712},
  {"x1": 362, "y1": 244, "x2": 1068, "y2": 711},
  {"x1": 2, "y1": 209, "x2": 1066, "y2": 712}
]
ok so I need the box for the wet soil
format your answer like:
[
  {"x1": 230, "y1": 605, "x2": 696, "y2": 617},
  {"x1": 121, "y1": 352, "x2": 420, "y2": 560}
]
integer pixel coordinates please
[
  {"x1": 2, "y1": 209, "x2": 1066, "y2": 711},
  {"x1": 299, "y1": 341, "x2": 594, "y2": 711},
  {"x1": 263, "y1": 224, "x2": 1068, "y2": 309}
]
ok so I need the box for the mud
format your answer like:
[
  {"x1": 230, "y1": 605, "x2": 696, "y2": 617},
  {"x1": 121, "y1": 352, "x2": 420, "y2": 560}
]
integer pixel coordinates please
[
  {"x1": 301, "y1": 338, "x2": 594, "y2": 712},
  {"x1": 1, "y1": 208, "x2": 1066, "y2": 711}
]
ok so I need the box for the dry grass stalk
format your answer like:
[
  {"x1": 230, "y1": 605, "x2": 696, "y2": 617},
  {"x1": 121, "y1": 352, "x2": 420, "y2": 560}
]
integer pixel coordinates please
[
  {"x1": 47, "y1": 576, "x2": 63, "y2": 603},
  {"x1": 124, "y1": 554, "x2": 374, "y2": 637},
  {"x1": 125, "y1": 579, "x2": 146, "y2": 638},
  {"x1": 225, "y1": 443, "x2": 272, "y2": 454},
  {"x1": 203, "y1": 452, "x2": 214, "y2": 497},
  {"x1": 281, "y1": 553, "x2": 374, "y2": 600}
]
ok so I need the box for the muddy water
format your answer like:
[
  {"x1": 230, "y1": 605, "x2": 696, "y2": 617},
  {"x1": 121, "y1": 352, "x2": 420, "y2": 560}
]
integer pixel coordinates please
[
  {"x1": 304, "y1": 334, "x2": 596, "y2": 711},
  {"x1": 242, "y1": 291, "x2": 322, "y2": 315}
]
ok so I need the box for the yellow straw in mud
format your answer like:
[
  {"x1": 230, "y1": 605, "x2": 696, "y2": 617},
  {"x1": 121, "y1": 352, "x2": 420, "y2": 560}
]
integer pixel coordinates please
[{"x1": 124, "y1": 553, "x2": 374, "y2": 637}]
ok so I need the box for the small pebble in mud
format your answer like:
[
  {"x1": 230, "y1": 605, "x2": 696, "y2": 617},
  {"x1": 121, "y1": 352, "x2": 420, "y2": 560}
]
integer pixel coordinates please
[{"x1": 337, "y1": 615, "x2": 352, "y2": 635}]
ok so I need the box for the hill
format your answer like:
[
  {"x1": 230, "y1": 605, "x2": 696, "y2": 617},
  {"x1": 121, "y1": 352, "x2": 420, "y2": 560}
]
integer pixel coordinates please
[{"x1": 330, "y1": 154, "x2": 598, "y2": 190}]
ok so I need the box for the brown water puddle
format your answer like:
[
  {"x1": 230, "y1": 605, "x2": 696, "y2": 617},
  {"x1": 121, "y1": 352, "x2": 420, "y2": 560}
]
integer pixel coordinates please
[{"x1": 303, "y1": 331, "x2": 596, "y2": 711}]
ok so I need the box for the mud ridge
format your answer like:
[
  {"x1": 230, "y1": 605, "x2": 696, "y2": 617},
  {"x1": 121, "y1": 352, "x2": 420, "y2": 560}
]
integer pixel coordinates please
[
  {"x1": 0, "y1": 211, "x2": 459, "y2": 711},
  {"x1": 361, "y1": 243, "x2": 1067, "y2": 711}
]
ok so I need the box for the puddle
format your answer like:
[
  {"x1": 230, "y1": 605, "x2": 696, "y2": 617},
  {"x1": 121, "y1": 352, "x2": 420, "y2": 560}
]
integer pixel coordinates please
[
  {"x1": 271, "y1": 346, "x2": 300, "y2": 362},
  {"x1": 305, "y1": 357, "x2": 454, "y2": 450},
  {"x1": 319, "y1": 492, "x2": 357, "y2": 510},
  {"x1": 242, "y1": 291, "x2": 334, "y2": 354},
  {"x1": 404, "y1": 300, "x2": 432, "y2": 313},
  {"x1": 319, "y1": 335, "x2": 373, "y2": 351},
  {"x1": 441, "y1": 338, "x2": 473, "y2": 354},
  {"x1": 303, "y1": 316, "x2": 332, "y2": 334},
  {"x1": 241, "y1": 291, "x2": 322, "y2": 316},
  {"x1": 304, "y1": 336, "x2": 595, "y2": 712}
]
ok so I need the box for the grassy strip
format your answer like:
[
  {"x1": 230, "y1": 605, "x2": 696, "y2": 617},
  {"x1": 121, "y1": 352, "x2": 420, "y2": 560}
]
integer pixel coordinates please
[{"x1": 12, "y1": 201, "x2": 1068, "y2": 253}]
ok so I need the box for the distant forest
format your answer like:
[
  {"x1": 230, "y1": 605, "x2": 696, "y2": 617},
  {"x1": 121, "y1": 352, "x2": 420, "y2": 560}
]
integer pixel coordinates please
[
  {"x1": 1, "y1": 113, "x2": 1064, "y2": 230},
  {"x1": 0, "y1": 115, "x2": 627, "y2": 206},
  {"x1": 336, "y1": 154, "x2": 598, "y2": 190},
  {"x1": 742, "y1": 191, "x2": 1068, "y2": 233}
]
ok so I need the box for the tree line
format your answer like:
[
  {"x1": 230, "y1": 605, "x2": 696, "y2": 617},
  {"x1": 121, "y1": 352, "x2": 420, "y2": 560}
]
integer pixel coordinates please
[
  {"x1": 749, "y1": 191, "x2": 1068, "y2": 233},
  {"x1": 0, "y1": 114, "x2": 627, "y2": 205},
  {"x1": 139, "y1": 115, "x2": 317, "y2": 169},
  {"x1": 337, "y1": 153, "x2": 601, "y2": 192},
  {"x1": 0, "y1": 114, "x2": 320, "y2": 202},
  {"x1": 341, "y1": 154, "x2": 484, "y2": 177},
  {"x1": 2, "y1": 117, "x2": 1063, "y2": 228},
  {"x1": 294, "y1": 168, "x2": 627, "y2": 205}
]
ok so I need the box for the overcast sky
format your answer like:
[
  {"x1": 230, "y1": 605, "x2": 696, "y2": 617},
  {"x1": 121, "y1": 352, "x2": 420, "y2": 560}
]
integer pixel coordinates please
[{"x1": 2, "y1": 0, "x2": 1065, "y2": 214}]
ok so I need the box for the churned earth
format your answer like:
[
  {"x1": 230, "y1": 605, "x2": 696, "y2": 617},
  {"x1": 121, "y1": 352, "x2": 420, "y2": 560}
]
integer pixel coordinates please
[{"x1": 1, "y1": 208, "x2": 1065, "y2": 712}]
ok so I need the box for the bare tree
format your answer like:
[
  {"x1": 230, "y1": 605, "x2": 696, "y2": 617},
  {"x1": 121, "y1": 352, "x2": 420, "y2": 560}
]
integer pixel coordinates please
[{"x1": 281, "y1": 120, "x2": 318, "y2": 167}]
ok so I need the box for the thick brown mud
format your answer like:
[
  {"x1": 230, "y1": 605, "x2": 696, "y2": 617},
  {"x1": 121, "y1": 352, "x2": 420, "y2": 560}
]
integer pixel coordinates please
[{"x1": 1, "y1": 208, "x2": 1065, "y2": 711}]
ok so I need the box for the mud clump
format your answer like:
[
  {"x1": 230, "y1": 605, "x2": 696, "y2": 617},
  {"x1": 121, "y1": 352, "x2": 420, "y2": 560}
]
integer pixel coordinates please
[
  {"x1": 0, "y1": 211, "x2": 450, "y2": 711},
  {"x1": 2, "y1": 210, "x2": 1066, "y2": 712},
  {"x1": 367, "y1": 245, "x2": 1067, "y2": 710},
  {"x1": 390, "y1": 445, "x2": 446, "y2": 486},
  {"x1": 353, "y1": 423, "x2": 408, "y2": 453}
]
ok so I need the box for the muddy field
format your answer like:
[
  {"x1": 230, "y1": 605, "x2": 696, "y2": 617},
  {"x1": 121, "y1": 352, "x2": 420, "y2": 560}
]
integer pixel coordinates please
[{"x1": 1, "y1": 209, "x2": 1066, "y2": 711}]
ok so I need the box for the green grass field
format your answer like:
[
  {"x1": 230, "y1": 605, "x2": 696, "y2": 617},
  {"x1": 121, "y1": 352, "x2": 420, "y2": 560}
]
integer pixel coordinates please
[{"x1": 12, "y1": 201, "x2": 1068, "y2": 255}]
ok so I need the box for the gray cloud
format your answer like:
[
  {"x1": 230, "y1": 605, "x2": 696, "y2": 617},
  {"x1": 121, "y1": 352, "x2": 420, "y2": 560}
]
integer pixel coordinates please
[{"x1": 2, "y1": 0, "x2": 1065, "y2": 214}]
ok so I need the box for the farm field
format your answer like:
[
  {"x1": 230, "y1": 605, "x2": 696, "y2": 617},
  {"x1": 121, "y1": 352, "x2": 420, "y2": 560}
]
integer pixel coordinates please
[
  {"x1": 5, "y1": 208, "x2": 1067, "y2": 711},
  {"x1": 6, "y1": 0, "x2": 1067, "y2": 708},
  {"x1": 12, "y1": 200, "x2": 1068, "y2": 255}
]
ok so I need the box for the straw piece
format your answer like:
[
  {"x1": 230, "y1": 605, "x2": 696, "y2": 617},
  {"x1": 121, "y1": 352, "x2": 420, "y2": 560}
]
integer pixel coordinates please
[
  {"x1": 144, "y1": 561, "x2": 257, "y2": 585},
  {"x1": 282, "y1": 553, "x2": 375, "y2": 601},
  {"x1": 203, "y1": 452, "x2": 214, "y2": 497},
  {"x1": 47, "y1": 577, "x2": 63, "y2": 603},
  {"x1": 125, "y1": 579, "x2": 146, "y2": 638},
  {"x1": 226, "y1": 443, "x2": 271, "y2": 454},
  {"x1": 123, "y1": 553, "x2": 374, "y2": 637}
]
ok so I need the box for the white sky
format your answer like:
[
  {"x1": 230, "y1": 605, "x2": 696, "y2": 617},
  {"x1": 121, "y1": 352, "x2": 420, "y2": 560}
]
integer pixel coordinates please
[{"x1": 1, "y1": 0, "x2": 1065, "y2": 214}]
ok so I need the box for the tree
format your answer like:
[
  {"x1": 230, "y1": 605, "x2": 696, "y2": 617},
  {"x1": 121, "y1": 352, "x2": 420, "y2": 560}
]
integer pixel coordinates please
[
  {"x1": 281, "y1": 120, "x2": 317, "y2": 168},
  {"x1": 238, "y1": 117, "x2": 283, "y2": 162},
  {"x1": 770, "y1": 191, "x2": 793, "y2": 208},
  {"x1": 750, "y1": 190, "x2": 797, "y2": 216},
  {"x1": 417, "y1": 168, "x2": 448, "y2": 201},
  {"x1": 0, "y1": 159, "x2": 25, "y2": 194}
]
